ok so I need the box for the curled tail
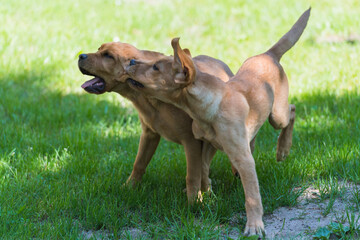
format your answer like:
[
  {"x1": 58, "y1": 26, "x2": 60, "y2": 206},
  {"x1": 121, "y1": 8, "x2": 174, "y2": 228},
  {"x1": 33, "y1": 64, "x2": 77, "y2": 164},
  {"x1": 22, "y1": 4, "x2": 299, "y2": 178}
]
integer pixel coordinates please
[{"x1": 267, "y1": 8, "x2": 311, "y2": 61}]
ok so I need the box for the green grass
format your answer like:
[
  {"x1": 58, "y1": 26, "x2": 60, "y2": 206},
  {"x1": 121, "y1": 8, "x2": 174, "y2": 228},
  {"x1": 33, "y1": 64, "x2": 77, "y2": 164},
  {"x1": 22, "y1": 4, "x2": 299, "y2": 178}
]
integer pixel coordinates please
[{"x1": 1, "y1": 0, "x2": 360, "y2": 239}]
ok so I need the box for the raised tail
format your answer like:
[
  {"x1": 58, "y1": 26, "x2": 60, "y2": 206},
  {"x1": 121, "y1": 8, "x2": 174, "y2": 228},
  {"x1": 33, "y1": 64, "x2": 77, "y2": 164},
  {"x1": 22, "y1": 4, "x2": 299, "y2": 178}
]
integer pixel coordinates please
[{"x1": 266, "y1": 8, "x2": 311, "y2": 61}]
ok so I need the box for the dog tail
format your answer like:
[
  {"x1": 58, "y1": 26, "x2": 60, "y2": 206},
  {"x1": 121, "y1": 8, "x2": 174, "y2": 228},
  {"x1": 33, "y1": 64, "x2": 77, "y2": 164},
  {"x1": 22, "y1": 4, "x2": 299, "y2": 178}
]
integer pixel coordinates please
[{"x1": 266, "y1": 8, "x2": 311, "y2": 61}]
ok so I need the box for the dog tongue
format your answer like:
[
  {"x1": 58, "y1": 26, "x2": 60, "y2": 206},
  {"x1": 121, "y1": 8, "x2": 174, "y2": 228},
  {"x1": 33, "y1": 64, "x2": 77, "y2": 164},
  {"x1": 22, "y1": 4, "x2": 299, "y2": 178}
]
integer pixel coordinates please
[{"x1": 81, "y1": 77, "x2": 102, "y2": 89}]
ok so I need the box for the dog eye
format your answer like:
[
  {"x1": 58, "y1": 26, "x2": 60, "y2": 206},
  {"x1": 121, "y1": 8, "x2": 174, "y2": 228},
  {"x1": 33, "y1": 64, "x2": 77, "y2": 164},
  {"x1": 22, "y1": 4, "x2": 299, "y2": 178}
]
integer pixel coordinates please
[
  {"x1": 103, "y1": 52, "x2": 114, "y2": 59},
  {"x1": 130, "y1": 59, "x2": 136, "y2": 66},
  {"x1": 152, "y1": 64, "x2": 159, "y2": 71}
]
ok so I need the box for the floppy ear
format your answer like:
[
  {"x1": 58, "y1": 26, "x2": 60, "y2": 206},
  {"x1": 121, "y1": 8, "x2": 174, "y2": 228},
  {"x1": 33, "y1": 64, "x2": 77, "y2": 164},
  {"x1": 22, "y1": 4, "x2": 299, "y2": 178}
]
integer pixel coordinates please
[{"x1": 171, "y1": 38, "x2": 196, "y2": 85}]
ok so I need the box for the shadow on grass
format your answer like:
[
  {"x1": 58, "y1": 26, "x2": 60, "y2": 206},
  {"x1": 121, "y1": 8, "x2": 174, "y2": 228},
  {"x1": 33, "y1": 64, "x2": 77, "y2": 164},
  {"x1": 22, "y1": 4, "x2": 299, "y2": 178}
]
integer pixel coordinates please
[
  {"x1": 291, "y1": 91, "x2": 360, "y2": 180},
  {"x1": 0, "y1": 67, "x2": 192, "y2": 237}
]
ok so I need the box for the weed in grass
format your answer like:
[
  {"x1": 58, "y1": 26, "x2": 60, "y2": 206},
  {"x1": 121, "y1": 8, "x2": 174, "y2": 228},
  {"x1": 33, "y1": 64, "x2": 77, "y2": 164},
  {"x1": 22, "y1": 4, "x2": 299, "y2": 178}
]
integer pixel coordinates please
[
  {"x1": 313, "y1": 210, "x2": 360, "y2": 240},
  {"x1": 351, "y1": 186, "x2": 360, "y2": 211},
  {"x1": 313, "y1": 227, "x2": 332, "y2": 240},
  {"x1": 345, "y1": 210, "x2": 360, "y2": 235},
  {"x1": 313, "y1": 176, "x2": 342, "y2": 216}
]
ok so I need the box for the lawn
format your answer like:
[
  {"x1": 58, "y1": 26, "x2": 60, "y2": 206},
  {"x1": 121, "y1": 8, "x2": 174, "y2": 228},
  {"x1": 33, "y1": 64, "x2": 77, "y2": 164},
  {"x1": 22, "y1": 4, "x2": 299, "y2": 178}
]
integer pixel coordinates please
[{"x1": 1, "y1": 0, "x2": 359, "y2": 239}]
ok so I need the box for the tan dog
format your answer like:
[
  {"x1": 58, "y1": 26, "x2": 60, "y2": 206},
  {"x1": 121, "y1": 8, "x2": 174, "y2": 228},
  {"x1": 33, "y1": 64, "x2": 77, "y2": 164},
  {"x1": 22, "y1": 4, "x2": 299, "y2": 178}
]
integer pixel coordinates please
[
  {"x1": 125, "y1": 9, "x2": 311, "y2": 236},
  {"x1": 78, "y1": 42, "x2": 234, "y2": 202}
]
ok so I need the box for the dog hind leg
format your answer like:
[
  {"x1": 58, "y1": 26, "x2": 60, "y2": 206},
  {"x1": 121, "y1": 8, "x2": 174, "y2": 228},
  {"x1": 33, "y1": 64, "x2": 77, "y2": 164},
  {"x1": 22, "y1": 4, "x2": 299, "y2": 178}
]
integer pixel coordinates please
[
  {"x1": 201, "y1": 141, "x2": 216, "y2": 192},
  {"x1": 269, "y1": 95, "x2": 296, "y2": 161},
  {"x1": 276, "y1": 104, "x2": 295, "y2": 161}
]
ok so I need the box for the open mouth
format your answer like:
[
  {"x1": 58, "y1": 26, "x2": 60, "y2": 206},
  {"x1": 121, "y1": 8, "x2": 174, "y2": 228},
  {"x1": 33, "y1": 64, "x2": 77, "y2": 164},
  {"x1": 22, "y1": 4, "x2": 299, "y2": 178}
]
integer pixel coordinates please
[
  {"x1": 126, "y1": 78, "x2": 144, "y2": 88},
  {"x1": 79, "y1": 67, "x2": 106, "y2": 94}
]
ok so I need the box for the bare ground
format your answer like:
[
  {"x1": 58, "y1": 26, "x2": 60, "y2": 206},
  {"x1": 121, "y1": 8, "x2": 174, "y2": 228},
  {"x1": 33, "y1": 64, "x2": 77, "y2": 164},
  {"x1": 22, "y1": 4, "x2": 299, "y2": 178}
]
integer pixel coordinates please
[{"x1": 228, "y1": 181, "x2": 360, "y2": 239}]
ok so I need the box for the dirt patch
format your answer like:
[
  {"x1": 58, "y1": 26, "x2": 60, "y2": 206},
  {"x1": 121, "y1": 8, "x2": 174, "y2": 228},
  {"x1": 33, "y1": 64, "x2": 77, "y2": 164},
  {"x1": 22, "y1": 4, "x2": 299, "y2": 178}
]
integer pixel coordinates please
[
  {"x1": 81, "y1": 227, "x2": 149, "y2": 239},
  {"x1": 81, "y1": 229, "x2": 111, "y2": 240},
  {"x1": 263, "y1": 182, "x2": 360, "y2": 239},
  {"x1": 225, "y1": 182, "x2": 360, "y2": 239}
]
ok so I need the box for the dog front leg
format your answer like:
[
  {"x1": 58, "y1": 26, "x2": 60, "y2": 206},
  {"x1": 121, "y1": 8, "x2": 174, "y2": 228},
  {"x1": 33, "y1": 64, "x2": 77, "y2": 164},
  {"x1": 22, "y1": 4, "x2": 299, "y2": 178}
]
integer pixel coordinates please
[
  {"x1": 227, "y1": 150, "x2": 265, "y2": 237},
  {"x1": 183, "y1": 138, "x2": 203, "y2": 204},
  {"x1": 126, "y1": 126, "x2": 160, "y2": 187}
]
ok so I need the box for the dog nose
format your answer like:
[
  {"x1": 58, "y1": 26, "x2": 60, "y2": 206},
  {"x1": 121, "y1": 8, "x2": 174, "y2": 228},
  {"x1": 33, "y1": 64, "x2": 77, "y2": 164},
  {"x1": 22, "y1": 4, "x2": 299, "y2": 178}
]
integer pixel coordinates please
[
  {"x1": 79, "y1": 54, "x2": 88, "y2": 60},
  {"x1": 129, "y1": 59, "x2": 136, "y2": 66}
]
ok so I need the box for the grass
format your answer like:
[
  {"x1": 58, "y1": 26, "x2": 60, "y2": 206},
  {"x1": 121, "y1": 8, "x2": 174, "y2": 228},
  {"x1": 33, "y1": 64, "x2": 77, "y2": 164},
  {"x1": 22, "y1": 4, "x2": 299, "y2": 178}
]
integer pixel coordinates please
[{"x1": 1, "y1": 0, "x2": 360, "y2": 239}]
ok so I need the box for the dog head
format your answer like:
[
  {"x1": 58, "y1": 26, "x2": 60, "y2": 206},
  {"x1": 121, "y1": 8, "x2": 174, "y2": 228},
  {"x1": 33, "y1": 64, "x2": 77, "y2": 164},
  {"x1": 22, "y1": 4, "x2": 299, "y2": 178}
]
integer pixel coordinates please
[
  {"x1": 125, "y1": 38, "x2": 196, "y2": 101},
  {"x1": 78, "y1": 42, "x2": 165, "y2": 94}
]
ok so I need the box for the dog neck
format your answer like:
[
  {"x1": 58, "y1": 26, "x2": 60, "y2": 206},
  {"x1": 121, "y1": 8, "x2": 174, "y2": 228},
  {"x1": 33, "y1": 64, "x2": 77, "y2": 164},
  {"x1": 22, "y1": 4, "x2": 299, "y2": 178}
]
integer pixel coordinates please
[{"x1": 112, "y1": 82, "x2": 155, "y2": 107}]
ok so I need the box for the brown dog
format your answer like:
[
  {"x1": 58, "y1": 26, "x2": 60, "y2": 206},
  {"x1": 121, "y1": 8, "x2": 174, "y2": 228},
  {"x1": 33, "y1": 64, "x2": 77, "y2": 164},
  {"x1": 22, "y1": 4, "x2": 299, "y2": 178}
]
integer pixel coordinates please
[
  {"x1": 78, "y1": 42, "x2": 234, "y2": 202},
  {"x1": 125, "y1": 9, "x2": 311, "y2": 236}
]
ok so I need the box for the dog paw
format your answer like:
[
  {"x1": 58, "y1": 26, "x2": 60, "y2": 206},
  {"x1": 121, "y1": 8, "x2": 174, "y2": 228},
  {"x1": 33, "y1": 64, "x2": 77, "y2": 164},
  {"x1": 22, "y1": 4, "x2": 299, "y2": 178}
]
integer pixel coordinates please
[
  {"x1": 184, "y1": 188, "x2": 215, "y2": 204},
  {"x1": 276, "y1": 135, "x2": 292, "y2": 161},
  {"x1": 201, "y1": 177, "x2": 212, "y2": 193},
  {"x1": 276, "y1": 148, "x2": 289, "y2": 161},
  {"x1": 124, "y1": 176, "x2": 140, "y2": 188},
  {"x1": 244, "y1": 220, "x2": 266, "y2": 238}
]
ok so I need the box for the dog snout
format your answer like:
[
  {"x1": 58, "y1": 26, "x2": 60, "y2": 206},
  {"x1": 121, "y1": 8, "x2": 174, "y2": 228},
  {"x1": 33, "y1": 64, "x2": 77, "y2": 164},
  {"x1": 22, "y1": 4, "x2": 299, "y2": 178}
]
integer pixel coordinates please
[{"x1": 79, "y1": 54, "x2": 88, "y2": 60}]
